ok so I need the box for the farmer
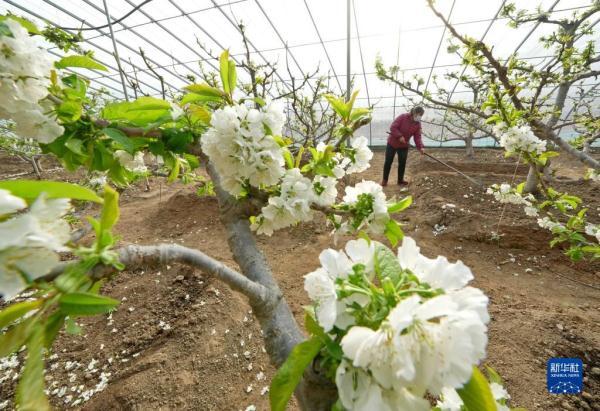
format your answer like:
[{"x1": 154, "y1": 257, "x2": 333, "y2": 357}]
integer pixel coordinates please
[{"x1": 382, "y1": 106, "x2": 425, "y2": 186}]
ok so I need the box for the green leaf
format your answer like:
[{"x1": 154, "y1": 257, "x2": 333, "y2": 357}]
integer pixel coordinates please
[
  {"x1": 100, "y1": 185, "x2": 120, "y2": 231},
  {"x1": 183, "y1": 153, "x2": 200, "y2": 169},
  {"x1": 183, "y1": 84, "x2": 225, "y2": 98},
  {"x1": 538, "y1": 151, "x2": 559, "y2": 161},
  {"x1": 0, "y1": 22, "x2": 12, "y2": 37},
  {"x1": 515, "y1": 182, "x2": 525, "y2": 194},
  {"x1": 294, "y1": 146, "x2": 305, "y2": 168},
  {"x1": 346, "y1": 90, "x2": 359, "y2": 114},
  {"x1": 485, "y1": 365, "x2": 504, "y2": 385},
  {"x1": 374, "y1": 242, "x2": 403, "y2": 282},
  {"x1": 187, "y1": 104, "x2": 211, "y2": 123},
  {"x1": 220, "y1": 50, "x2": 231, "y2": 95},
  {"x1": 0, "y1": 180, "x2": 102, "y2": 203},
  {"x1": 57, "y1": 100, "x2": 82, "y2": 121},
  {"x1": 126, "y1": 96, "x2": 171, "y2": 111},
  {"x1": 324, "y1": 94, "x2": 350, "y2": 119},
  {"x1": 457, "y1": 367, "x2": 498, "y2": 411},
  {"x1": 0, "y1": 300, "x2": 41, "y2": 330},
  {"x1": 104, "y1": 128, "x2": 135, "y2": 154},
  {"x1": 0, "y1": 318, "x2": 33, "y2": 357},
  {"x1": 384, "y1": 219, "x2": 404, "y2": 247},
  {"x1": 350, "y1": 107, "x2": 371, "y2": 122},
  {"x1": 0, "y1": 14, "x2": 40, "y2": 34},
  {"x1": 59, "y1": 292, "x2": 119, "y2": 316},
  {"x1": 270, "y1": 337, "x2": 324, "y2": 411},
  {"x1": 55, "y1": 55, "x2": 107, "y2": 71},
  {"x1": 228, "y1": 60, "x2": 237, "y2": 94},
  {"x1": 304, "y1": 310, "x2": 326, "y2": 339},
  {"x1": 64, "y1": 138, "x2": 85, "y2": 156},
  {"x1": 61, "y1": 74, "x2": 88, "y2": 98},
  {"x1": 283, "y1": 149, "x2": 294, "y2": 169},
  {"x1": 43, "y1": 312, "x2": 65, "y2": 348},
  {"x1": 168, "y1": 156, "x2": 181, "y2": 182},
  {"x1": 102, "y1": 97, "x2": 171, "y2": 126},
  {"x1": 387, "y1": 196, "x2": 412, "y2": 213},
  {"x1": 16, "y1": 324, "x2": 50, "y2": 411},
  {"x1": 164, "y1": 129, "x2": 194, "y2": 152}
]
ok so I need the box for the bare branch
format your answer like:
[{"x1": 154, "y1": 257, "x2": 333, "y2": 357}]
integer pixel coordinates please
[{"x1": 140, "y1": 48, "x2": 165, "y2": 99}]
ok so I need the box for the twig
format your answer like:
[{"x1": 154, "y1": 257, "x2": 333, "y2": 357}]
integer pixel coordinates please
[{"x1": 140, "y1": 48, "x2": 165, "y2": 99}]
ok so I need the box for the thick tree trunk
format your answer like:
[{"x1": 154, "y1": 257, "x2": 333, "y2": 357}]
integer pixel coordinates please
[
  {"x1": 523, "y1": 161, "x2": 552, "y2": 196},
  {"x1": 465, "y1": 133, "x2": 474, "y2": 159},
  {"x1": 523, "y1": 163, "x2": 541, "y2": 195},
  {"x1": 205, "y1": 160, "x2": 337, "y2": 410}
]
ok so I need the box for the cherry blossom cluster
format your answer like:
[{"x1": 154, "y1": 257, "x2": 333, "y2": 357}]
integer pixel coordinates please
[
  {"x1": 486, "y1": 183, "x2": 538, "y2": 217},
  {"x1": 201, "y1": 101, "x2": 384, "y2": 236},
  {"x1": 536, "y1": 216, "x2": 565, "y2": 232},
  {"x1": 304, "y1": 237, "x2": 489, "y2": 410},
  {"x1": 0, "y1": 189, "x2": 71, "y2": 300},
  {"x1": 250, "y1": 168, "x2": 337, "y2": 235},
  {"x1": 0, "y1": 20, "x2": 64, "y2": 143},
  {"x1": 494, "y1": 123, "x2": 547, "y2": 156},
  {"x1": 252, "y1": 176, "x2": 394, "y2": 237},
  {"x1": 338, "y1": 180, "x2": 390, "y2": 235},
  {"x1": 201, "y1": 102, "x2": 287, "y2": 196},
  {"x1": 335, "y1": 136, "x2": 373, "y2": 175}
]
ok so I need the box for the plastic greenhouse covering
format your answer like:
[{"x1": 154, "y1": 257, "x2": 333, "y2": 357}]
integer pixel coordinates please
[{"x1": 2, "y1": 0, "x2": 598, "y2": 147}]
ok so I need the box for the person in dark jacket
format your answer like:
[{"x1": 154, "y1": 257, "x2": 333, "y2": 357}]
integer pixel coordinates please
[{"x1": 382, "y1": 106, "x2": 425, "y2": 186}]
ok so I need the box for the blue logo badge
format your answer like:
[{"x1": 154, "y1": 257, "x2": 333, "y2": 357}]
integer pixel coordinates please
[{"x1": 547, "y1": 358, "x2": 583, "y2": 394}]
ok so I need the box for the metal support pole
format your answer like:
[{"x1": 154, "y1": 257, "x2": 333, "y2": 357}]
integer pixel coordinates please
[
  {"x1": 102, "y1": 0, "x2": 129, "y2": 101},
  {"x1": 392, "y1": 28, "x2": 400, "y2": 120},
  {"x1": 346, "y1": 0, "x2": 351, "y2": 100}
]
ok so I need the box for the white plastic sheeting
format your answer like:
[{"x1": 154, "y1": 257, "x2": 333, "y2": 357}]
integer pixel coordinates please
[{"x1": 1, "y1": 0, "x2": 598, "y2": 146}]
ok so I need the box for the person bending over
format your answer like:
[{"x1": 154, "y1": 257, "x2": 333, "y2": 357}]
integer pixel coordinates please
[{"x1": 382, "y1": 106, "x2": 425, "y2": 186}]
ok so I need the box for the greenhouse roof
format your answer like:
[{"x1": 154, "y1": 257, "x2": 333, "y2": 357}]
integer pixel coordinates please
[{"x1": 2, "y1": 0, "x2": 599, "y2": 145}]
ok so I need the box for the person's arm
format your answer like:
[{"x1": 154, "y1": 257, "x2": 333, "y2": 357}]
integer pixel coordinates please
[{"x1": 414, "y1": 125, "x2": 425, "y2": 153}]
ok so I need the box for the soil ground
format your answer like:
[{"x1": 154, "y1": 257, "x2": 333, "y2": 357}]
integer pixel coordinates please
[{"x1": 1, "y1": 148, "x2": 599, "y2": 411}]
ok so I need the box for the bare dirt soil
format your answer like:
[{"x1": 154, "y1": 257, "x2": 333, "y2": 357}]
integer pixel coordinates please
[{"x1": 1, "y1": 148, "x2": 599, "y2": 411}]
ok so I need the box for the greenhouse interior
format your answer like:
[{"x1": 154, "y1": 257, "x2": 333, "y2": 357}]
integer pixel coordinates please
[{"x1": 0, "y1": 0, "x2": 599, "y2": 410}]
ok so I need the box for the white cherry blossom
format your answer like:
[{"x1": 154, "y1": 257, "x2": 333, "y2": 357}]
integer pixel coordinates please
[
  {"x1": 0, "y1": 20, "x2": 63, "y2": 143},
  {"x1": 494, "y1": 124, "x2": 546, "y2": 155},
  {"x1": 0, "y1": 193, "x2": 71, "y2": 300},
  {"x1": 0, "y1": 189, "x2": 27, "y2": 215},
  {"x1": 397, "y1": 237, "x2": 473, "y2": 291}
]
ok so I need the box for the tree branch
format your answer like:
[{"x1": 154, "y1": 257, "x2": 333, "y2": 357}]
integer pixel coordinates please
[
  {"x1": 377, "y1": 65, "x2": 487, "y2": 119},
  {"x1": 46, "y1": 244, "x2": 271, "y2": 306}
]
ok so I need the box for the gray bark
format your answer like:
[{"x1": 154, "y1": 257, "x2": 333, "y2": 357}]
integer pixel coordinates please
[
  {"x1": 465, "y1": 133, "x2": 474, "y2": 158},
  {"x1": 205, "y1": 160, "x2": 337, "y2": 410},
  {"x1": 523, "y1": 163, "x2": 541, "y2": 195}
]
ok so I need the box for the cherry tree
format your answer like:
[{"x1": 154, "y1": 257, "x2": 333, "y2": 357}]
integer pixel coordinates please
[
  {"x1": 1, "y1": 14, "x2": 520, "y2": 411},
  {"x1": 377, "y1": 0, "x2": 600, "y2": 193},
  {"x1": 377, "y1": 68, "x2": 496, "y2": 158},
  {"x1": 377, "y1": 1, "x2": 600, "y2": 262}
]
